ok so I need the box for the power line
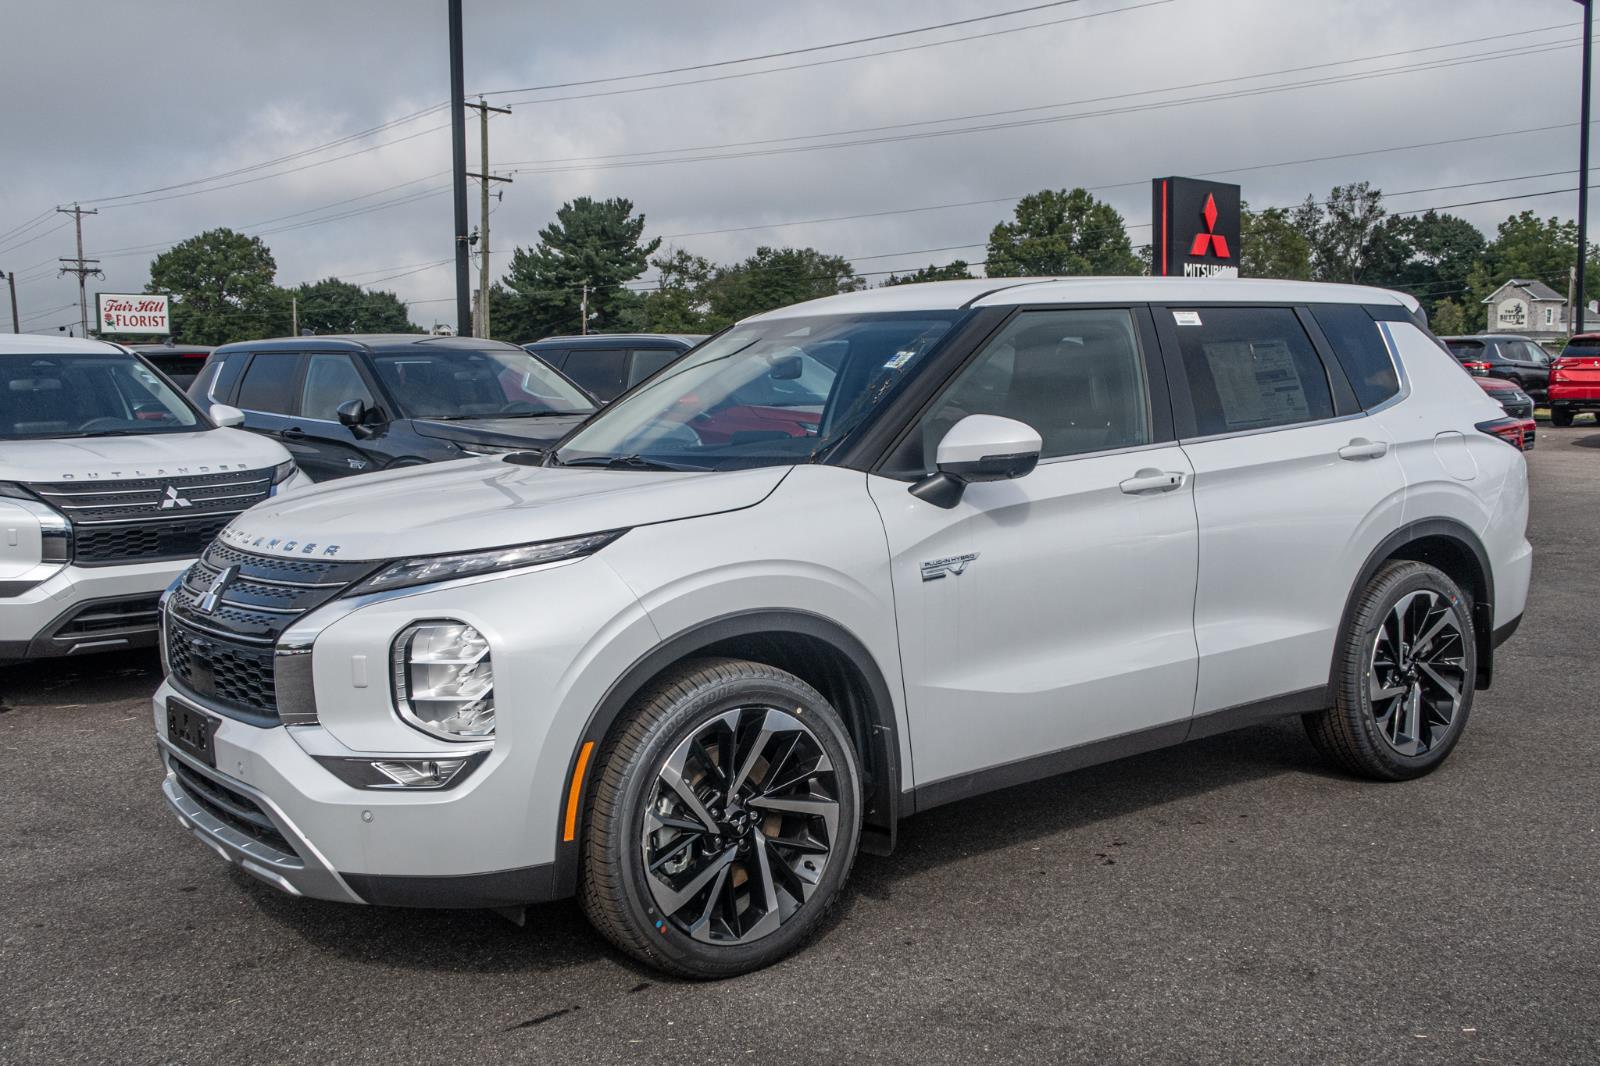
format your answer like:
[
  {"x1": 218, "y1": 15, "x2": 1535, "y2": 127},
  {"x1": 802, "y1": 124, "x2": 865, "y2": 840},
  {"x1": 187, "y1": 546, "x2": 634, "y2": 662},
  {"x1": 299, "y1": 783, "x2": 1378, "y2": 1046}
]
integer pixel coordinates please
[
  {"x1": 501, "y1": 35, "x2": 1588, "y2": 178},
  {"x1": 483, "y1": 0, "x2": 1103, "y2": 97}
]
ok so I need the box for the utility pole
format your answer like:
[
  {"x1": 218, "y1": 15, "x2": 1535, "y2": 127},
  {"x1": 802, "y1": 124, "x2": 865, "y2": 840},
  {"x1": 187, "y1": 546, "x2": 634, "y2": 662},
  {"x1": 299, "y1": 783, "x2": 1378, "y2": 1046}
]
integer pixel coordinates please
[
  {"x1": 448, "y1": 0, "x2": 471, "y2": 335},
  {"x1": 1577, "y1": 0, "x2": 1593, "y2": 334},
  {"x1": 291, "y1": 295, "x2": 298, "y2": 336},
  {"x1": 3, "y1": 270, "x2": 18, "y2": 333},
  {"x1": 580, "y1": 282, "x2": 589, "y2": 335},
  {"x1": 1569, "y1": 264, "x2": 1579, "y2": 334},
  {"x1": 56, "y1": 203, "x2": 102, "y2": 337},
  {"x1": 465, "y1": 96, "x2": 512, "y2": 338}
]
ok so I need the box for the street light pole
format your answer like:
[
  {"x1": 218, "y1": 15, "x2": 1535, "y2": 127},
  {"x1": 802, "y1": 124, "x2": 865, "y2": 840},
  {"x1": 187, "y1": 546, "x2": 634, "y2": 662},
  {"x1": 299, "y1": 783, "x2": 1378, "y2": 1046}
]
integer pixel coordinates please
[
  {"x1": 1577, "y1": 0, "x2": 1593, "y2": 334},
  {"x1": 448, "y1": 0, "x2": 472, "y2": 335}
]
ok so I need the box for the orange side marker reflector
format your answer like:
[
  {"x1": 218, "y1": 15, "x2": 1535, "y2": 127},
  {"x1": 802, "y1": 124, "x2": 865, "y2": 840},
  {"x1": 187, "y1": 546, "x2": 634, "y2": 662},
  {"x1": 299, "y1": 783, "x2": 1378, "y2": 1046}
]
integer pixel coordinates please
[{"x1": 563, "y1": 741, "x2": 596, "y2": 843}]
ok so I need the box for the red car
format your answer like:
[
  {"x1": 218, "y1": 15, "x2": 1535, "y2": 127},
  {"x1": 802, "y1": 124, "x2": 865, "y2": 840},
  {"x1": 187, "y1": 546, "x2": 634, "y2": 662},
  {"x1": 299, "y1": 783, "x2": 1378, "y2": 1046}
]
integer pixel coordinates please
[
  {"x1": 1475, "y1": 377, "x2": 1536, "y2": 450},
  {"x1": 1550, "y1": 333, "x2": 1600, "y2": 426}
]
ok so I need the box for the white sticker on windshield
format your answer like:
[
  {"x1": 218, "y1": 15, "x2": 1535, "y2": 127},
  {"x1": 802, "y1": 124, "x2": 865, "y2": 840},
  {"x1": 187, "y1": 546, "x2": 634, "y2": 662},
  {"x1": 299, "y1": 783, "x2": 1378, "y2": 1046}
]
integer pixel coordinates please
[
  {"x1": 1173, "y1": 311, "x2": 1202, "y2": 326},
  {"x1": 883, "y1": 350, "x2": 917, "y2": 369}
]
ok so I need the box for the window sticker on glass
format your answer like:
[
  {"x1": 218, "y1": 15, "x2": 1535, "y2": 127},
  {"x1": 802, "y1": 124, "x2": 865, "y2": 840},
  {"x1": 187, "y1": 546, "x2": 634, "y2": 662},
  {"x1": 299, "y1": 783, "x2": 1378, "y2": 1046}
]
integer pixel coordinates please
[
  {"x1": 1173, "y1": 311, "x2": 1203, "y2": 327},
  {"x1": 1204, "y1": 339, "x2": 1310, "y2": 428},
  {"x1": 883, "y1": 349, "x2": 918, "y2": 370}
]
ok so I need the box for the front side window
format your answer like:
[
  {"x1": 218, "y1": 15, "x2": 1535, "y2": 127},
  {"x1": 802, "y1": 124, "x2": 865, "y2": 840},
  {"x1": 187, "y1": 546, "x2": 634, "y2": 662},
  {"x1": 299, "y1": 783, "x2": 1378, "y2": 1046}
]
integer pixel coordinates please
[
  {"x1": 556, "y1": 312, "x2": 963, "y2": 471},
  {"x1": 627, "y1": 348, "x2": 680, "y2": 388},
  {"x1": 301, "y1": 353, "x2": 376, "y2": 421},
  {"x1": 0, "y1": 353, "x2": 202, "y2": 439},
  {"x1": 901, "y1": 309, "x2": 1150, "y2": 474},
  {"x1": 1173, "y1": 307, "x2": 1334, "y2": 436},
  {"x1": 369, "y1": 347, "x2": 594, "y2": 420}
]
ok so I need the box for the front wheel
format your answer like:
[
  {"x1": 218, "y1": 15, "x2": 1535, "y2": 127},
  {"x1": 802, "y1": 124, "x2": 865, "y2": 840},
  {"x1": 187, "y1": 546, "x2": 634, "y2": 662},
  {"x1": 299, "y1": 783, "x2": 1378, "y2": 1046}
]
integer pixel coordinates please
[
  {"x1": 1304, "y1": 561, "x2": 1476, "y2": 781},
  {"x1": 579, "y1": 658, "x2": 861, "y2": 978}
]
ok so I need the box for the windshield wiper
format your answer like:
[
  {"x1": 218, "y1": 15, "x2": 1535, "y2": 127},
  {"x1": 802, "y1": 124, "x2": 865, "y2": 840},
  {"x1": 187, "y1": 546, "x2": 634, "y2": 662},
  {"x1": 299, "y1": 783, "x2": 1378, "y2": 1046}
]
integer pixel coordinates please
[
  {"x1": 76, "y1": 429, "x2": 151, "y2": 437},
  {"x1": 559, "y1": 454, "x2": 698, "y2": 471}
]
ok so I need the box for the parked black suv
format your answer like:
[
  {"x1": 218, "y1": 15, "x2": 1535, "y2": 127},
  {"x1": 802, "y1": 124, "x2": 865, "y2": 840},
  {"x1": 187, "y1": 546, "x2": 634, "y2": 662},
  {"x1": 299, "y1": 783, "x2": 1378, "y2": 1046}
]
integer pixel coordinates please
[
  {"x1": 128, "y1": 343, "x2": 213, "y2": 389},
  {"x1": 189, "y1": 335, "x2": 596, "y2": 480},
  {"x1": 524, "y1": 333, "x2": 705, "y2": 403},
  {"x1": 1438, "y1": 334, "x2": 1553, "y2": 401}
]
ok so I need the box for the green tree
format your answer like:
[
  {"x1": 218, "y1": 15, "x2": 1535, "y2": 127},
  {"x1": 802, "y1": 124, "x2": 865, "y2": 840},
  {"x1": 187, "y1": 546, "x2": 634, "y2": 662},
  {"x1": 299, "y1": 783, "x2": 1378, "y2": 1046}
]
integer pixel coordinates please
[
  {"x1": 640, "y1": 249, "x2": 716, "y2": 332},
  {"x1": 145, "y1": 227, "x2": 287, "y2": 344},
  {"x1": 702, "y1": 246, "x2": 862, "y2": 329},
  {"x1": 1429, "y1": 297, "x2": 1471, "y2": 336},
  {"x1": 985, "y1": 188, "x2": 1142, "y2": 277},
  {"x1": 1302, "y1": 182, "x2": 1388, "y2": 283},
  {"x1": 1365, "y1": 211, "x2": 1485, "y2": 316},
  {"x1": 882, "y1": 260, "x2": 974, "y2": 286},
  {"x1": 493, "y1": 197, "x2": 660, "y2": 341},
  {"x1": 1239, "y1": 203, "x2": 1312, "y2": 279},
  {"x1": 1467, "y1": 210, "x2": 1600, "y2": 309},
  {"x1": 291, "y1": 277, "x2": 417, "y2": 334}
]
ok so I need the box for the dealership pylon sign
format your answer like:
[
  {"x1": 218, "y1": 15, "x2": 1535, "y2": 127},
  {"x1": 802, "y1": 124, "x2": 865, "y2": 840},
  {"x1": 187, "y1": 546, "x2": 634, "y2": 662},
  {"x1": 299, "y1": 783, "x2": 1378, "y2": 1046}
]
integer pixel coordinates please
[
  {"x1": 1152, "y1": 177, "x2": 1241, "y2": 278},
  {"x1": 97, "y1": 293, "x2": 170, "y2": 335}
]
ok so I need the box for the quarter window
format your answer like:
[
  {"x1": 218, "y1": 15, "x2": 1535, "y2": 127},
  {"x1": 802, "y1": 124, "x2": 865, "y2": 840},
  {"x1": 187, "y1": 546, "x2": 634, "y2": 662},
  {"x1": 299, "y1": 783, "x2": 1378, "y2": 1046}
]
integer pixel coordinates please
[
  {"x1": 234, "y1": 353, "x2": 301, "y2": 413},
  {"x1": 907, "y1": 308, "x2": 1151, "y2": 472},
  {"x1": 1172, "y1": 307, "x2": 1333, "y2": 436},
  {"x1": 1310, "y1": 304, "x2": 1400, "y2": 409}
]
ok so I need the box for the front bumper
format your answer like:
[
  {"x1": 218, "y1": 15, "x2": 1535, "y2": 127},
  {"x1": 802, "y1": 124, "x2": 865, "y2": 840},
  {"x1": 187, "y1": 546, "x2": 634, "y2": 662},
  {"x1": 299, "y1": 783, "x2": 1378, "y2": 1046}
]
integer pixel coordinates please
[{"x1": 0, "y1": 558, "x2": 186, "y2": 659}]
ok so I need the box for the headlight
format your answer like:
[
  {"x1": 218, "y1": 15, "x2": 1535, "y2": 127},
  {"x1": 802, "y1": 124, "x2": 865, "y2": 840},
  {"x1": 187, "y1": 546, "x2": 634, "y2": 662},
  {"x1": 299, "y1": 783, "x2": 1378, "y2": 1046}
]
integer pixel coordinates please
[
  {"x1": 393, "y1": 621, "x2": 495, "y2": 740},
  {"x1": 271, "y1": 460, "x2": 296, "y2": 484},
  {"x1": 352, "y1": 530, "x2": 622, "y2": 594}
]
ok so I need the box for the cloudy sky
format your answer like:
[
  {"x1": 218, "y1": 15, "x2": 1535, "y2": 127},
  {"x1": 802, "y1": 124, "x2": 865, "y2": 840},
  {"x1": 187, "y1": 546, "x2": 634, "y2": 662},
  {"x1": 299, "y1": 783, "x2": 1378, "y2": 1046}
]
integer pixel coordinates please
[{"x1": 0, "y1": 0, "x2": 1590, "y2": 333}]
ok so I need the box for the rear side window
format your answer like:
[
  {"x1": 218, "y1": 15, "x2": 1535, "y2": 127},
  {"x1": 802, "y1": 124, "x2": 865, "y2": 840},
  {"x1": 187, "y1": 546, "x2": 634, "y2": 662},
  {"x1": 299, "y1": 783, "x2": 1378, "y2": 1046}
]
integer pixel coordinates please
[
  {"x1": 1310, "y1": 304, "x2": 1400, "y2": 409},
  {"x1": 1172, "y1": 307, "x2": 1334, "y2": 436},
  {"x1": 562, "y1": 348, "x2": 627, "y2": 400},
  {"x1": 627, "y1": 348, "x2": 679, "y2": 387},
  {"x1": 235, "y1": 353, "x2": 300, "y2": 413},
  {"x1": 529, "y1": 347, "x2": 568, "y2": 370}
]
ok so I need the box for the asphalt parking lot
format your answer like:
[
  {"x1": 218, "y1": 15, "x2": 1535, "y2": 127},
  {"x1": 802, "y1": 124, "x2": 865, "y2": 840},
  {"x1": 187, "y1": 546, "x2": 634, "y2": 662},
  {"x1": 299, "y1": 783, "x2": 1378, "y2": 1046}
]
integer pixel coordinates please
[{"x1": 3, "y1": 425, "x2": 1598, "y2": 1065}]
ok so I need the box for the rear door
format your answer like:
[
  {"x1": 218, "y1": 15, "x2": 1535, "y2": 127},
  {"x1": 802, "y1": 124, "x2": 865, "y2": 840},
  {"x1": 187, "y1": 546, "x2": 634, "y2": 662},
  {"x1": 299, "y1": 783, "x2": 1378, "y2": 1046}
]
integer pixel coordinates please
[
  {"x1": 1155, "y1": 304, "x2": 1407, "y2": 718},
  {"x1": 871, "y1": 306, "x2": 1200, "y2": 793},
  {"x1": 231, "y1": 350, "x2": 305, "y2": 449},
  {"x1": 291, "y1": 352, "x2": 384, "y2": 479}
]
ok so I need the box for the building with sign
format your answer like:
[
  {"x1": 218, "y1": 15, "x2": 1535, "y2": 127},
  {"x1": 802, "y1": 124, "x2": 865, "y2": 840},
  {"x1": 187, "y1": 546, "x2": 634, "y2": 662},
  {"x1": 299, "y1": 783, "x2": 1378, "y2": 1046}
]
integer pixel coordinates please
[{"x1": 1481, "y1": 278, "x2": 1568, "y2": 342}]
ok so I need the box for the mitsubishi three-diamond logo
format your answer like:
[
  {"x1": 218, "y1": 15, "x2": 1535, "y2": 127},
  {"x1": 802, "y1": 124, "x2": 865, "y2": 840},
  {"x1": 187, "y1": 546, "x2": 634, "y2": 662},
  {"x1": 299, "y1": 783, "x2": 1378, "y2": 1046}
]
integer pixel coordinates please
[
  {"x1": 1189, "y1": 194, "x2": 1231, "y2": 258},
  {"x1": 160, "y1": 484, "x2": 192, "y2": 510}
]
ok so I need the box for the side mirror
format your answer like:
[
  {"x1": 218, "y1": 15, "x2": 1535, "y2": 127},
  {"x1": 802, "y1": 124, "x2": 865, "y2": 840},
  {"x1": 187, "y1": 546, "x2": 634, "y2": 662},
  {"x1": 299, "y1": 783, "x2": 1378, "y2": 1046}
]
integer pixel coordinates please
[
  {"x1": 910, "y1": 414, "x2": 1042, "y2": 509},
  {"x1": 769, "y1": 354, "x2": 803, "y2": 380},
  {"x1": 336, "y1": 398, "x2": 380, "y2": 437},
  {"x1": 209, "y1": 403, "x2": 245, "y2": 428}
]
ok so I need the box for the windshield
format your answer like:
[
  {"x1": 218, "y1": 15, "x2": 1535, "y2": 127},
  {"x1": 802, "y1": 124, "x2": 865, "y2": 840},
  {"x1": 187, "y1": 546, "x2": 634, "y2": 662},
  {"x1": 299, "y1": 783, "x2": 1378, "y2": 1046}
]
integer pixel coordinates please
[
  {"x1": 370, "y1": 348, "x2": 594, "y2": 419},
  {"x1": 0, "y1": 353, "x2": 204, "y2": 440},
  {"x1": 555, "y1": 311, "x2": 963, "y2": 471}
]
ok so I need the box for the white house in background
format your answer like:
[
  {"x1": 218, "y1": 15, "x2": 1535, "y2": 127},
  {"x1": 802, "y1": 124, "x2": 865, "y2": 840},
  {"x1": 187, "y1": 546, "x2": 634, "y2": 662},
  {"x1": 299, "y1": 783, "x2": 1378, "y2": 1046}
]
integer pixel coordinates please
[{"x1": 1482, "y1": 278, "x2": 1569, "y2": 342}]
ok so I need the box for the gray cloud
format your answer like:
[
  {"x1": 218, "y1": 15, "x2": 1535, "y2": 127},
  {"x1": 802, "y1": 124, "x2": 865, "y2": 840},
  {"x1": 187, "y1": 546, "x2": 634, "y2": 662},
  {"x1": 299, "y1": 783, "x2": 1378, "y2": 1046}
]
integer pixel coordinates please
[{"x1": 0, "y1": 0, "x2": 1585, "y2": 332}]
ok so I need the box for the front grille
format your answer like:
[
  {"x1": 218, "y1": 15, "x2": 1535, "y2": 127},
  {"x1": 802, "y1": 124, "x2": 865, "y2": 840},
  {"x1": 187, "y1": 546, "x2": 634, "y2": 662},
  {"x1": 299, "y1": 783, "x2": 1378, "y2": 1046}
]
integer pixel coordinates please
[
  {"x1": 164, "y1": 541, "x2": 373, "y2": 722},
  {"x1": 24, "y1": 468, "x2": 275, "y2": 566},
  {"x1": 170, "y1": 757, "x2": 299, "y2": 859}
]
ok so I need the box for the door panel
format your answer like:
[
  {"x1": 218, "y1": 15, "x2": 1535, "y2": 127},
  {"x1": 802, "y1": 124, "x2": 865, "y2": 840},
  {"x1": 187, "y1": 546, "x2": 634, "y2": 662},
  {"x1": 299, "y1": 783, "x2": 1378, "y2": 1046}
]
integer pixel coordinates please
[{"x1": 870, "y1": 451, "x2": 1199, "y2": 785}]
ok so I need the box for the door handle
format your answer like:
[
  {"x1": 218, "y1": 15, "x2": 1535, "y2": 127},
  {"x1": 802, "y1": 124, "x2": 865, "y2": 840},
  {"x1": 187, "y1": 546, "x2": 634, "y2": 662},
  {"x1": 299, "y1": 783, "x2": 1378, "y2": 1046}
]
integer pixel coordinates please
[
  {"x1": 1119, "y1": 468, "x2": 1185, "y2": 495},
  {"x1": 1338, "y1": 438, "x2": 1388, "y2": 461},
  {"x1": 280, "y1": 426, "x2": 306, "y2": 440}
]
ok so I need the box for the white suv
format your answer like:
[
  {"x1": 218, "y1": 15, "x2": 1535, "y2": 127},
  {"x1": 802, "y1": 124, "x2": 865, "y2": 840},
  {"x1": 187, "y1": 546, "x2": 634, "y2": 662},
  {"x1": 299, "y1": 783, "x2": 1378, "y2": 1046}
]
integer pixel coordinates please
[
  {"x1": 152, "y1": 278, "x2": 1531, "y2": 977},
  {"x1": 1, "y1": 335, "x2": 306, "y2": 661}
]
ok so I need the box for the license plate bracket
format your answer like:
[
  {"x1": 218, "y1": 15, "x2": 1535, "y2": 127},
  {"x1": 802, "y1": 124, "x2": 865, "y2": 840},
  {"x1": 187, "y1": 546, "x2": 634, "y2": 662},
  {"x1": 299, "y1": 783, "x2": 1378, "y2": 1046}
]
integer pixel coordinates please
[{"x1": 166, "y1": 697, "x2": 219, "y2": 768}]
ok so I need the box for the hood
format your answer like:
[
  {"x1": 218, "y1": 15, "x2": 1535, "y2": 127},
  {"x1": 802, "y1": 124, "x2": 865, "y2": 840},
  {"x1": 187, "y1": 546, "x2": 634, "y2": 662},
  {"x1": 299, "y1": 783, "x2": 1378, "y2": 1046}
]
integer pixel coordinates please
[
  {"x1": 0, "y1": 427, "x2": 289, "y2": 484},
  {"x1": 218, "y1": 457, "x2": 790, "y2": 561},
  {"x1": 411, "y1": 414, "x2": 591, "y2": 450}
]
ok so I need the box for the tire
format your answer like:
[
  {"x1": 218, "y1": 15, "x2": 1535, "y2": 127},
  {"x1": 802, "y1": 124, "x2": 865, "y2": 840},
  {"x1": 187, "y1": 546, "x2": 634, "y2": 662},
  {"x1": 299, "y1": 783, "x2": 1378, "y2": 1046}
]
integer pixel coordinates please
[
  {"x1": 579, "y1": 657, "x2": 862, "y2": 978},
  {"x1": 1551, "y1": 407, "x2": 1574, "y2": 427},
  {"x1": 1303, "y1": 561, "x2": 1477, "y2": 781}
]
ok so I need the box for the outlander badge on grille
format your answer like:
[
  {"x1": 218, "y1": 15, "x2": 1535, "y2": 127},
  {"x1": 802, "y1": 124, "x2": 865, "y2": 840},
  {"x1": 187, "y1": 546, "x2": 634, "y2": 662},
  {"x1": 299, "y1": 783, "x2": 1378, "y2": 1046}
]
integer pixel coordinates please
[{"x1": 197, "y1": 565, "x2": 238, "y2": 614}]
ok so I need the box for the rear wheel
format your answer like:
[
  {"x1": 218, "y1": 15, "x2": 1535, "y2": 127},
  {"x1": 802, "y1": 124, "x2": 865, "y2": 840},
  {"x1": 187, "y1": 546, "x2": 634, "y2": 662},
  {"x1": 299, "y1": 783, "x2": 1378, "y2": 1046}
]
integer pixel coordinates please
[
  {"x1": 1551, "y1": 407, "x2": 1574, "y2": 427},
  {"x1": 580, "y1": 658, "x2": 861, "y2": 978},
  {"x1": 1304, "y1": 561, "x2": 1476, "y2": 781}
]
